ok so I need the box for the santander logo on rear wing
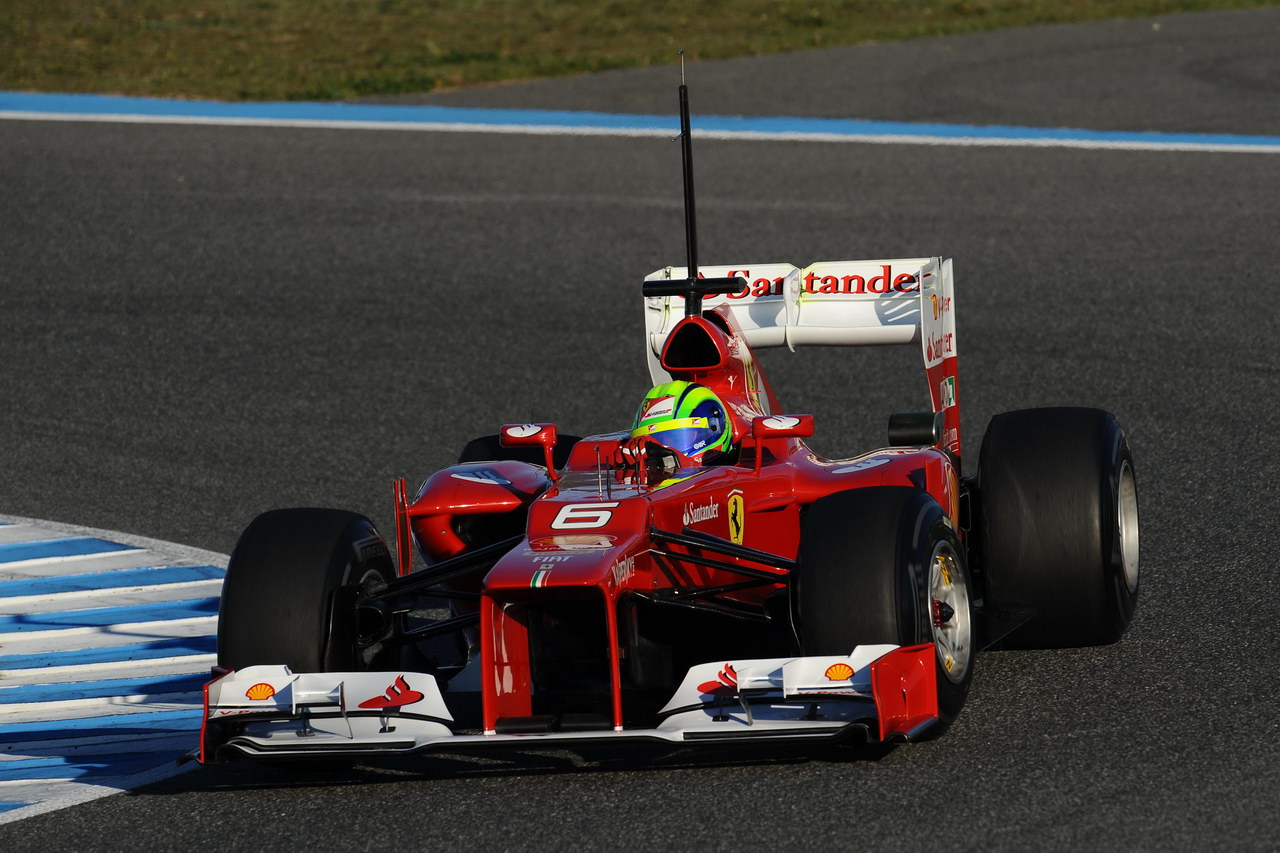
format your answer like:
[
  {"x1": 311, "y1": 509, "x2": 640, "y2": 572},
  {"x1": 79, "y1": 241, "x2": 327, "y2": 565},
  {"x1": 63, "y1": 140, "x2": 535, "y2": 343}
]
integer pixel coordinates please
[
  {"x1": 643, "y1": 257, "x2": 960, "y2": 455},
  {"x1": 644, "y1": 258, "x2": 952, "y2": 352}
]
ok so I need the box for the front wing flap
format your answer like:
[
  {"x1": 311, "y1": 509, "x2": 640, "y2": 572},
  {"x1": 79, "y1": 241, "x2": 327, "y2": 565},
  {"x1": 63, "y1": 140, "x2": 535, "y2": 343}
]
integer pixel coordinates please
[
  {"x1": 197, "y1": 666, "x2": 454, "y2": 763},
  {"x1": 197, "y1": 645, "x2": 937, "y2": 763}
]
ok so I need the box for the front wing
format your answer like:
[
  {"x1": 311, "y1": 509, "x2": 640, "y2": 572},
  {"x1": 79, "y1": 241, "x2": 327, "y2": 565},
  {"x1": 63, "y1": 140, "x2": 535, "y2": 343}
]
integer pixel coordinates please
[{"x1": 194, "y1": 644, "x2": 938, "y2": 763}]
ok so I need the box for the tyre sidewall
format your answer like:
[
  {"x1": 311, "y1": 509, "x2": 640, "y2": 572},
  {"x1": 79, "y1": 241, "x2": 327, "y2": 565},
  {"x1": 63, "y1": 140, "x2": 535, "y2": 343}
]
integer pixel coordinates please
[{"x1": 1099, "y1": 424, "x2": 1140, "y2": 637}]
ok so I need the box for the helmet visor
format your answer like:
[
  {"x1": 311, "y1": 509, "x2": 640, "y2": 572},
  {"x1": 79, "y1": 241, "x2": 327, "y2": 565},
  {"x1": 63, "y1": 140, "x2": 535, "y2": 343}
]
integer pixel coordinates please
[{"x1": 632, "y1": 418, "x2": 723, "y2": 457}]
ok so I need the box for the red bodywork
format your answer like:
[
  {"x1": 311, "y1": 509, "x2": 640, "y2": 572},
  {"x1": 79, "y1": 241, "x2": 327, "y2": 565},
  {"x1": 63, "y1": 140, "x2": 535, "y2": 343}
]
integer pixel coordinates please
[{"x1": 396, "y1": 305, "x2": 960, "y2": 734}]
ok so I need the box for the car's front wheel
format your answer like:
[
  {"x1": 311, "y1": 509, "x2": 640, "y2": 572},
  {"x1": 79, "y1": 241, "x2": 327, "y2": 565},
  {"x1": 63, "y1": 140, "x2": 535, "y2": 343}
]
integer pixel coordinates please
[
  {"x1": 797, "y1": 486, "x2": 974, "y2": 731},
  {"x1": 217, "y1": 508, "x2": 395, "y2": 672}
]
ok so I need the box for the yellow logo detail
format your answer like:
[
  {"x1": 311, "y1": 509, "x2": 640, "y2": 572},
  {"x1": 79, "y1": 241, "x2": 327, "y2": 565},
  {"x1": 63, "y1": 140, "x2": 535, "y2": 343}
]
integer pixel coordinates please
[
  {"x1": 245, "y1": 682, "x2": 276, "y2": 701},
  {"x1": 727, "y1": 492, "x2": 745, "y2": 545},
  {"x1": 653, "y1": 475, "x2": 695, "y2": 491},
  {"x1": 824, "y1": 662, "x2": 854, "y2": 681},
  {"x1": 947, "y1": 468, "x2": 960, "y2": 524}
]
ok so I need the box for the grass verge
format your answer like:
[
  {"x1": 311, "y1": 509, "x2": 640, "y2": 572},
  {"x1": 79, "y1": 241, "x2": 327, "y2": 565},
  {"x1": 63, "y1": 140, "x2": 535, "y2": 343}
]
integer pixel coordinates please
[{"x1": 2, "y1": 0, "x2": 1277, "y2": 101}]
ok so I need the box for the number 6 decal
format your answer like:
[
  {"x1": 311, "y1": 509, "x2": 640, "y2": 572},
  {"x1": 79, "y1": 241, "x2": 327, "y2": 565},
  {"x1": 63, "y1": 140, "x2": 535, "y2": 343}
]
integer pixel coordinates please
[{"x1": 551, "y1": 502, "x2": 619, "y2": 530}]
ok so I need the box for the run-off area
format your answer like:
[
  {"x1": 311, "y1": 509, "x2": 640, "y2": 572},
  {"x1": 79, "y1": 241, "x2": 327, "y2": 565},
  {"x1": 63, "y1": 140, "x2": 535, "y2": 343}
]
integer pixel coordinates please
[{"x1": 0, "y1": 518, "x2": 226, "y2": 824}]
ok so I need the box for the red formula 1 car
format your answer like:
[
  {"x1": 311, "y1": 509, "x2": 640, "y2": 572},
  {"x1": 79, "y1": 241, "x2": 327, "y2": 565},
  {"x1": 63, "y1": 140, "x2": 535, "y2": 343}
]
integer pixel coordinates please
[{"x1": 194, "y1": 86, "x2": 1141, "y2": 765}]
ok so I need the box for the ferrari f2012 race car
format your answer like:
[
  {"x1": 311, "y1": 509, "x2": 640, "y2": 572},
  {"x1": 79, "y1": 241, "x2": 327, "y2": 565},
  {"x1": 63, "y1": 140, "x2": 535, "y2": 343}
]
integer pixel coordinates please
[{"x1": 193, "y1": 83, "x2": 1140, "y2": 766}]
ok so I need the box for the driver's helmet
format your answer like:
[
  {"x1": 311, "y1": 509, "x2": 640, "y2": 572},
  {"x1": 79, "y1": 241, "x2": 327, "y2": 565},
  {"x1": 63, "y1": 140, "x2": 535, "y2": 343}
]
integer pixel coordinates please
[{"x1": 631, "y1": 381, "x2": 732, "y2": 462}]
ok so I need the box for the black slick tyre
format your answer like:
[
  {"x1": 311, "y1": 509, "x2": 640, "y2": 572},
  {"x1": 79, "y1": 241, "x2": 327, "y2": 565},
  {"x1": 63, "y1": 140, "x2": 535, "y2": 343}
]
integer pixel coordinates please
[
  {"x1": 217, "y1": 508, "x2": 395, "y2": 672},
  {"x1": 798, "y1": 486, "x2": 974, "y2": 729},
  {"x1": 977, "y1": 407, "x2": 1140, "y2": 648}
]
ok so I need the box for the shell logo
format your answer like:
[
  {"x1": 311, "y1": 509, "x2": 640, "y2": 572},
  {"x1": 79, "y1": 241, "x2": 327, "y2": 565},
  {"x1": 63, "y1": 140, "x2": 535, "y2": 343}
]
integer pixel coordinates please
[
  {"x1": 244, "y1": 682, "x2": 276, "y2": 701},
  {"x1": 824, "y1": 663, "x2": 854, "y2": 682}
]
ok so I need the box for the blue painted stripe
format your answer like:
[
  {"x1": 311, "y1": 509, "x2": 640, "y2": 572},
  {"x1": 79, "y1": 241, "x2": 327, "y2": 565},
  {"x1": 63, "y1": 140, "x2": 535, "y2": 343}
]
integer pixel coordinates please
[
  {"x1": 0, "y1": 537, "x2": 136, "y2": 564},
  {"x1": 0, "y1": 564, "x2": 223, "y2": 598},
  {"x1": 0, "y1": 709, "x2": 201, "y2": 744},
  {"x1": 0, "y1": 91, "x2": 675, "y2": 130},
  {"x1": 0, "y1": 596, "x2": 218, "y2": 633},
  {"x1": 0, "y1": 635, "x2": 216, "y2": 670},
  {"x1": 0, "y1": 802, "x2": 32, "y2": 814},
  {"x1": 0, "y1": 754, "x2": 167, "y2": 783},
  {"x1": 0, "y1": 673, "x2": 208, "y2": 705},
  {"x1": 4, "y1": 90, "x2": 1280, "y2": 149}
]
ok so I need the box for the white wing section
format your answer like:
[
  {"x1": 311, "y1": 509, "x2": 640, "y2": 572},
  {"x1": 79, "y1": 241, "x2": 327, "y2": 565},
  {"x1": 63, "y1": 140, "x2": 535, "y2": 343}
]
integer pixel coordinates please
[{"x1": 643, "y1": 258, "x2": 944, "y2": 361}]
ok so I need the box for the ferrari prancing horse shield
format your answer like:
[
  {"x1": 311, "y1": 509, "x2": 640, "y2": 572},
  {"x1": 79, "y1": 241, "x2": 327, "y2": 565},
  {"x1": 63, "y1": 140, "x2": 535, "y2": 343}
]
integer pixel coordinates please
[{"x1": 727, "y1": 492, "x2": 745, "y2": 544}]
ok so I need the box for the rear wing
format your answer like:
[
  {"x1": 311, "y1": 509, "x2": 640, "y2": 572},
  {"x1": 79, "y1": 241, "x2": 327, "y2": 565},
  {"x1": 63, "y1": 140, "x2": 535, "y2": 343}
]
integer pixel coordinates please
[{"x1": 643, "y1": 257, "x2": 960, "y2": 455}]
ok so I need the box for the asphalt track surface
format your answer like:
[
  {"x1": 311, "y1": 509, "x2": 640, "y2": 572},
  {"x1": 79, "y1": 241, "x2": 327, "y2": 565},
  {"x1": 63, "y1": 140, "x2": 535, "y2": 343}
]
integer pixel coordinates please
[{"x1": 1, "y1": 7, "x2": 1278, "y2": 850}]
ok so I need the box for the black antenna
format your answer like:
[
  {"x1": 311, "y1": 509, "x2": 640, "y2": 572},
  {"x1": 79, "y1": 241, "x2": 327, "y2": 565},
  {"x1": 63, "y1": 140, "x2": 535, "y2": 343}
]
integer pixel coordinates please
[
  {"x1": 678, "y1": 52, "x2": 701, "y2": 316},
  {"x1": 642, "y1": 50, "x2": 745, "y2": 318}
]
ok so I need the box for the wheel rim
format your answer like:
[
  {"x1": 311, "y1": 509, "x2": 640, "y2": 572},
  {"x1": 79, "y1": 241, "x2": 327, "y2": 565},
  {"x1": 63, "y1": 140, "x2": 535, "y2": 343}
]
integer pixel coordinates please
[
  {"x1": 1117, "y1": 460, "x2": 1140, "y2": 593},
  {"x1": 929, "y1": 542, "x2": 971, "y2": 684},
  {"x1": 352, "y1": 564, "x2": 390, "y2": 668}
]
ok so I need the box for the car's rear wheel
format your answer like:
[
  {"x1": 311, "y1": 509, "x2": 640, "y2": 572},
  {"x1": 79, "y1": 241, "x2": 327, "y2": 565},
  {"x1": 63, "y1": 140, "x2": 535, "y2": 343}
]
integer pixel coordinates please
[
  {"x1": 797, "y1": 487, "x2": 974, "y2": 730},
  {"x1": 977, "y1": 407, "x2": 1140, "y2": 648},
  {"x1": 217, "y1": 508, "x2": 395, "y2": 672}
]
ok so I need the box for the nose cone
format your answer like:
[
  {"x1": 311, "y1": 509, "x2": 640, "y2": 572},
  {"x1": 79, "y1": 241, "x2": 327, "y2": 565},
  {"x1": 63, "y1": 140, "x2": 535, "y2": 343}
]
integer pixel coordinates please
[
  {"x1": 485, "y1": 533, "x2": 647, "y2": 596},
  {"x1": 482, "y1": 489, "x2": 652, "y2": 595}
]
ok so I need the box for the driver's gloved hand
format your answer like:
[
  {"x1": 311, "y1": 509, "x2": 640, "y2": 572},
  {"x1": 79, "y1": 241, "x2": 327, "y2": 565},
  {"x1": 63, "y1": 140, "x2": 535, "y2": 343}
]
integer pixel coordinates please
[{"x1": 612, "y1": 435, "x2": 667, "y2": 467}]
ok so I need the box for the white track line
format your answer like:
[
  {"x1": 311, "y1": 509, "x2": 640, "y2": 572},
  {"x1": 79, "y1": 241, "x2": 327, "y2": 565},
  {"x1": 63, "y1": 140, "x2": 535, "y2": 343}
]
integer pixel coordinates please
[
  {"x1": 0, "y1": 550, "x2": 187, "y2": 580},
  {"x1": 0, "y1": 579, "x2": 224, "y2": 614},
  {"x1": 0, "y1": 653, "x2": 217, "y2": 686},
  {"x1": 0, "y1": 616, "x2": 217, "y2": 655},
  {"x1": 0, "y1": 549, "x2": 148, "y2": 574},
  {"x1": 0, "y1": 526, "x2": 91, "y2": 546},
  {"x1": 0, "y1": 694, "x2": 202, "y2": 723},
  {"x1": 3, "y1": 109, "x2": 1280, "y2": 153}
]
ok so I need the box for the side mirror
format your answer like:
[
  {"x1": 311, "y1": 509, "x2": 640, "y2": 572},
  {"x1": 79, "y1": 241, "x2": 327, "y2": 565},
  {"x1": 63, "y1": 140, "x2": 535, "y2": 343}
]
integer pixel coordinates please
[
  {"x1": 750, "y1": 414, "x2": 815, "y2": 440},
  {"x1": 500, "y1": 423, "x2": 559, "y2": 480}
]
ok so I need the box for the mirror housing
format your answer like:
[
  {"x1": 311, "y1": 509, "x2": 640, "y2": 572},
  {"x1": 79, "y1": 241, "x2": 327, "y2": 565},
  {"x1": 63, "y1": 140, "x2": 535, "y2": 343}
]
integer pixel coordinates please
[
  {"x1": 750, "y1": 414, "x2": 815, "y2": 440},
  {"x1": 499, "y1": 423, "x2": 560, "y2": 480}
]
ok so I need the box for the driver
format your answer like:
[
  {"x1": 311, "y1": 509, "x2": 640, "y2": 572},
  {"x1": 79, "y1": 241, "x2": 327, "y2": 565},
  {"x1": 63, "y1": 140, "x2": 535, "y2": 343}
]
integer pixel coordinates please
[{"x1": 614, "y1": 381, "x2": 733, "y2": 467}]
